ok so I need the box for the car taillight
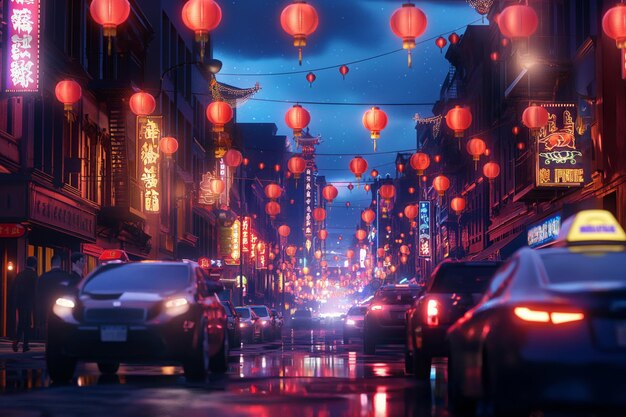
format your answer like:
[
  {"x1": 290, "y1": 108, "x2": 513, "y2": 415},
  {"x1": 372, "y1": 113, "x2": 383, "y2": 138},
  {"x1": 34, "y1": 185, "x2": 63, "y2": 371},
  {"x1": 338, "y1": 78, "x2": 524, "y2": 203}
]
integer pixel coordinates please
[
  {"x1": 514, "y1": 307, "x2": 584, "y2": 324},
  {"x1": 370, "y1": 305, "x2": 383, "y2": 311},
  {"x1": 426, "y1": 299, "x2": 439, "y2": 326}
]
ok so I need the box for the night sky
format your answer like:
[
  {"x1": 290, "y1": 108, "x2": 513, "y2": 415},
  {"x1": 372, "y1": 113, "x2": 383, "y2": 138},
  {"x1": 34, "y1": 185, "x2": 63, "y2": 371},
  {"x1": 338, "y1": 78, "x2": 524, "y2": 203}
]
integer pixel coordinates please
[{"x1": 212, "y1": 0, "x2": 484, "y2": 251}]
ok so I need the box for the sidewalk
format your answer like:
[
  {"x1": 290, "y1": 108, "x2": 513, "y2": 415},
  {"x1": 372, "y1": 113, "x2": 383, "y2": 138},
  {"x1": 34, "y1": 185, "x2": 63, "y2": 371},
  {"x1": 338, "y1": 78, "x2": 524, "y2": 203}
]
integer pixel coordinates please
[{"x1": 0, "y1": 337, "x2": 45, "y2": 358}]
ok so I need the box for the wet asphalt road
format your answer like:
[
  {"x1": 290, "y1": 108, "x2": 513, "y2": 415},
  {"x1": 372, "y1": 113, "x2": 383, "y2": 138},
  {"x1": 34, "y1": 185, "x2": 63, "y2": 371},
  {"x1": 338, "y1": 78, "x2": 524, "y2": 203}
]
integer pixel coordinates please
[{"x1": 0, "y1": 328, "x2": 617, "y2": 417}]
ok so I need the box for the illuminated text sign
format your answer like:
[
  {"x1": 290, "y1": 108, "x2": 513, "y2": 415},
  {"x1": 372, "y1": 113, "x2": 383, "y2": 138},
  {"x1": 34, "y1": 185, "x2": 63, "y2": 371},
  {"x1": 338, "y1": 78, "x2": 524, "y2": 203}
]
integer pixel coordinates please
[
  {"x1": 527, "y1": 214, "x2": 561, "y2": 248},
  {"x1": 137, "y1": 116, "x2": 162, "y2": 212},
  {"x1": 5, "y1": 0, "x2": 40, "y2": 93},
  {"x1": 418, "y1": 201, "x2": 431, "y2": 258}
]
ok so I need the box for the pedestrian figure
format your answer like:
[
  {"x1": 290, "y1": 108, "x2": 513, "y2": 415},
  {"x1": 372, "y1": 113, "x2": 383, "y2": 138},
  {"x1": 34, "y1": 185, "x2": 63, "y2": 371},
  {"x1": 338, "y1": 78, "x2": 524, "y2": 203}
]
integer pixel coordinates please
[
  {"x1": 13, "y1": 256, "x2": 38, "y2": 353},
  {"x1": 69, "y1": 252, "x2": 86, "y2": 287},
  {"x1": 37, "y1": 254, "x2": 74, "y2": 337}
]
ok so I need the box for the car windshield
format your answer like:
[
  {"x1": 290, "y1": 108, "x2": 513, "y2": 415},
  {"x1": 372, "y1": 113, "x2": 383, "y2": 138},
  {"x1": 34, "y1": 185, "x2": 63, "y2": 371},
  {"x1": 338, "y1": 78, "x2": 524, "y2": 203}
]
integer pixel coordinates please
[
  {"x1": 294, "y1": 309, "x2": 311, "y2": 318},
  {"x1": 429, "y1": 265, "x2": 499, "y2": 293},
  {"x1": 541, "y1": 251, "x2": 626, "y2": 284},
  {"x1": 83, "y1": 264, "x2": 189, "y2": 294},
  {"x1": 374, "y1": 290, "x2": 421, "y2": 305},
  {"x1": 251, "y1": 307, "x2": 269, "y2": 317},
  {"x1": 236, "y1": 307, "x2": 250, "y2": 318},
  {"x1": 348, "y1": 306, "x2": 367, "y2": 315}
]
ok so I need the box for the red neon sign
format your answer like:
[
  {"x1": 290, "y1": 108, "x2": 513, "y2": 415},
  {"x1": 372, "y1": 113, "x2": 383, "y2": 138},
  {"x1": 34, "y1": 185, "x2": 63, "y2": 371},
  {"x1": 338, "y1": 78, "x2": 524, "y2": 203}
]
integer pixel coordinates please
[{"x1": 5, "y1": 0, "x2": 40, "y2": 93}]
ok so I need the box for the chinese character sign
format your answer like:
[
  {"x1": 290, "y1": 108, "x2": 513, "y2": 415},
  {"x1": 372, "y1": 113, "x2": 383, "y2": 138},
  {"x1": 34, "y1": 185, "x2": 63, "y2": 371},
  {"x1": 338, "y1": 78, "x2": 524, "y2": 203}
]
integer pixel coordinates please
[
  {"x1": 0, "y1": 223, "x2": 26, "y2": 238},
  {"x1": 527, "y1": 214, "x2": 561, "y2": 248},
  {"x1": 229, "y1": 219, "x2": 241, "y2": 265},
  {"x1": 5, "y1": 0, "x2": 40, "y2": 92},
  {"x1": 250, "y1": 232, "x2": 258, "y2": 260},
  {"x1": 256, "y1": 242, "x2": 267, "y2": 270},
  {"x1": 418, "y1": 201, "x2": 431, "y2": 258},
  {"x1": 304, "y1": 168, "x2": 313, "y2": 238},
  {"x1": 241, "y1": 217, "x2": 251, "y2": 253},
  {"x1": 137, "y1": 116, "x2": 162, "y2": 212}
]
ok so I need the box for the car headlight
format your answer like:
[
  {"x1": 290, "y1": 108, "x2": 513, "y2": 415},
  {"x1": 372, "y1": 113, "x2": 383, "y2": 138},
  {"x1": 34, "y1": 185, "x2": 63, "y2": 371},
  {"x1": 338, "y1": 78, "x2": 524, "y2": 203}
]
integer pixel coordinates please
[
  {"x1": 53, "y1": 297, "x2": 77, "y2": 322},
  {"x1": 56, "y1": 297, "x2": 75, "y2": 308},
  {"x1": 261, "y1": 320, "x2": 268, "y2": 326},
  {"x1": 240, "y1": 322, "x2": 247, "y2": 328},
  {"x1": 164, "y1": 297, "x2": 189, "y2": 316},
  {"x1": 346, "y1": 319, "x2": 356, "y2": 326}
]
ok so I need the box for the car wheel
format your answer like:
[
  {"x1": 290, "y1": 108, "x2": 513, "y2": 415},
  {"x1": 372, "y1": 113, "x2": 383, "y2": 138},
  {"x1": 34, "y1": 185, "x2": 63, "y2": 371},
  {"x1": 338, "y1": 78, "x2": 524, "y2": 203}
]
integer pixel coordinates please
[
  {"x1": 46, "y1": 341, "x2": 77, "y2": 383},
  {"x1": 363, "y1": 332, "x2": 376, "y2": 354},
  {"x1": 209, "y1": 333, "x2": 229, "y2": 374},
  {"x1": 183, "y1": 323, "x2": 209, "y2": 381},
  {"x1": 413, "y1": 348, "x2": 431, "y2": 381},
  {"x1": 97, "y1": 362, "x2": 120, "y2": 375},
  {"x1": 404, "y1": 347, "x2": 413, "y2": 374},
  {"x1": 447, "y1": 353, "x2": 476, "y2": 417}
]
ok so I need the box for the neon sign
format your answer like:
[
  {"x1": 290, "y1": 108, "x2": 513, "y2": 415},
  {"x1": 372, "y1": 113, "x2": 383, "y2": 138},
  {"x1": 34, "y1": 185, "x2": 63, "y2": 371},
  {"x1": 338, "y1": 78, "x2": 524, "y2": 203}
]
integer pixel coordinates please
[
  {"x1": 418, "y1": 201, "x2": 431, "y2": 258},
  {"x1": 241, "y1": 217, "x2": 251, "y2": 253},
  {"x1": 304, "y1": 168, "x2": 313, "y2": 238},
  {"x1": 527, "y1": 214, "x2": 561, "y2": 248},
  {"x1": 137, "y1": 116, "x2": 162, "y2": 213},
  {"x1": 5, "y1": 0, "x2": 40, "y2": 93}
]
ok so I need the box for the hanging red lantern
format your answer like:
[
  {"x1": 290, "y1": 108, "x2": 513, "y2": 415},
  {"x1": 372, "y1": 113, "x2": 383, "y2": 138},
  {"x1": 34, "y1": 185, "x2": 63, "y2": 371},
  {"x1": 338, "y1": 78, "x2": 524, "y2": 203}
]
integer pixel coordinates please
[
  {"x1": 312, "y1": 208, "x2": 327, "y2": 223},
  {"x1": 517, "y1": 141, "x2": 526, "y2": 151},
  {"x1": 501, "y1": 37, "x2": 510, "y2": 47},
  {"x1": 432, "y1": 175, "x2": 450, "y2": 197},
  {"x1": 466, "y1": 137, "x2": 487, "y2": 162},
  {"x1": 265, "y1": 201, "x2": 281, "y2": 219},
  {"x1": 364, "y1": 184, "x2": 371, "y2": 192},
  {"x1": 390, "y1": 3, "x2": 428, "y2": 67},
  {"x1": 483, "y1": 162, "x2": 501, "y2": 182},
  {"x1": 224, "y1": 149, "x2": 243, "y2": 168},
  {"x1": 484, "y1": 149, "x2": 491, "y2": 157},
  {"x1": 339, "y1": 65, "x2": 349, "y2": 80},
  {"x1": 287, "y1": 155, "x2": 306, "y2": 179},
  {"x1": 490, "y1": 51, "x2": 500, "y2": 62},
  {"x1": 314, "y1": 250, "x2": 322, "y2": 260},
  {"x1": 285, "y1": 104, "x2": 311, "y2": 138},
  {"x1": 421, "y1": 175, "x2": 428, "y2": 183},
  {"x1": 264, "y1": 183, "x2": 283, "y2": 200},
  {"x1": 290, "y1": 198, "x2": 295, "y2": 204},
  {"x1": 498, "y1": 5, "x2": 539, "y2": 40},
  {"x1": 362, "y1": 107, "x2": 388, "y2": 151},
  {"x1": 349, "y1": 156, "x2": 368, "y2": 180},
  {"x1": 379, "y1": 184, "x2": 396, "y2": 202},
  {"x1": 410, "y1": 152, "x2": 430, "y2": 175},
  {"x1": 400, "y1": 245, "x2": 410, "y2": 255},
  {"x1": 258, "y1": 162, "x2": 265, "y2": 170},
  {"x1": 274, "y1": 164, "x2": 281, "y2": 172},
  {"x1": 361, "y1": 209, "x2": 375, "y2": 224},
  {"x1": 129, "y1": 91, "x2": 156, "y2": 116},
  {"x1": 434, "y1": 155, "x2": 441, "y2": 163},
  {"x1": 318, "y1": 229, "x2": 328, "y2": 240},
  {"x1": 322, "y1": 185, "x2": 338, "y2": 204},
  {"x1": 285, "y1": 245, "x2": 297, "y2": 258},
  {"x1": 181, "y1": 0, "x2": 222, "y2": 61},
  {"x1": 243, "y1": 158, "x2": 249, "y2": 166},
  {"x1": 89, "y1": 0, "x2": 131, "y2": 54},
  {"x1": 408, "y1": 187, "x2": 415, "y2": 194},
  {"x1": 347, "y1": 183, "x2": 354, "y2": 191},
  {"x1": 396, "y1": 163, "x2": 405, "y2": 173},
  {"x1": 280, "y1": 0, "x2": 319, "y2": 65},
  {"x1": 450, "y1": 196, "x2": 466, "y2": 215},
  {"x1": 346, "y1": 249, "x2": 354, "y2": 259},
  {"x1": 435, "y1": 36, "x2": 447, "y2": 52},
  {"x1": 278, "y1": 225, "x2": 291, "y2": 238},
  {"x1": 55, "y1": 80, "x2": 82, "y2": 114},
  {"x1": 159, "y1": 136, "x2": 178, "y2": 157},
  {"x1": 448, "y1": 32, "x2": 460, "y2": 44},
  {"x1": 445, "y1": 106, "x2": 473, "y2": 138},
  {"x1": 377, "y1": 247, "x2": 385, "y2": 258},
  {"x1": 512, "y1": 126, "x2": 520, "y2": 136},
  {"x1": 355, "y1": 229, "x2": 367, "y2": 241},
  {"x1": 206, "y1": 101, "x2": 233, "y2": 132},
  {"x1": 400, "y1": 255, "x2": 408, "y2": 264},
  {"x1": 305, "y1": 72, "x2": 316, "y2": 87},
  {"x1": 603, "y1": 4, "x2": 626, "y2": 49},
  {"x1": 320, "y1": 260, "x2": 328, "y2": 268},
  {"x1": 403, "y1": 204, "x2": 418, "y2": 221},
  {"x1": 522, "y1": 104, "x2": 549, "y2": 136},
  {"x1": 210, "y1": 178, "x2": 225, "y2": 195}
]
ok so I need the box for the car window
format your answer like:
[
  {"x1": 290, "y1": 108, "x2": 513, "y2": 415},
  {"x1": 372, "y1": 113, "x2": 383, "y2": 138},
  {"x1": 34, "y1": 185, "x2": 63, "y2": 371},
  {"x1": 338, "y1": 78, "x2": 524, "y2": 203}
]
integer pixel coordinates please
[
  {"x1": 83, "y1": 264, "x2": 190, "y2": 294},
  {"x1": 236, "y1": 307, "x2": 250, "y2": 318},
  {"x1": 429, "y1": 265, "x2": 499, "y2": 294},
  {"x1": 294, "y1": 309, "x2": 311, "y2": 318},
  {"x1": 348, "y1": 306, "x2": 367, "y2": 315},
  {"x1": 540, "y1": 251, "x2": 626, "y2": 284},
  {"x1": 374, "y1": 291, "x2": 421, "y2": 305},
  {"x1": 251, "y1": 306, "x2": 269, "y2": 317}
]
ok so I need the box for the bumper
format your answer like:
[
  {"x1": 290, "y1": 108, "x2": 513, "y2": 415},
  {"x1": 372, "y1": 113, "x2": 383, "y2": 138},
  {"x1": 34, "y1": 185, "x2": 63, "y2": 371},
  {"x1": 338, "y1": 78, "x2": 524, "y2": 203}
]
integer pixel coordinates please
[
  {"x1": 417, "y1": 325, "x2": 449, "y2": 356},
  {"x1": 365, "y1": 322, "x2": 405, "y2": 344}
]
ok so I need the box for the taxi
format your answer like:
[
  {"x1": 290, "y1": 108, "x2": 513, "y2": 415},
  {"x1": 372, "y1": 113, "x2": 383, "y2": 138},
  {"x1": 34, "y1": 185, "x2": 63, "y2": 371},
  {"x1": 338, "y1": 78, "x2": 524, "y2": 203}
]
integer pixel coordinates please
[
  {"x1": 46, "y1": 251, "x2": 229, "y2": 382},
  {"x1": 447, "y1": 211, "x2": 626, "y2": 416}
]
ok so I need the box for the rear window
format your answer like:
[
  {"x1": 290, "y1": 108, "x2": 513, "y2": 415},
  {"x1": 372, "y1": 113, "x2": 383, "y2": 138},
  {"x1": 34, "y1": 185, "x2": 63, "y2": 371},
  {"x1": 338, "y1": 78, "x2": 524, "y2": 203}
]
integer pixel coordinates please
[
  {"x1": 374, "y1": 290, "x2": 421, "y2": 305},
  {"x1": 294, "y1": 309, "x2": 311, "y2": 318},
  {"x1": 348, "y1": 306, "x2": 367, "y2": 315},
  {"x1": 541, "y1": 251, "x2": 626, "y2": 284},
  {"x1": 236, "y1": 307, "x2": 250, "y2": 318},
  {"x1": 429, "y1": 265, "x2": 498, "y2": 293},
  {"x1": 83, "y1": 264, "x2": 189, "y2": 294},
  {"x1": 251, "y1": 306, "x2": 269, "y2": 317}
]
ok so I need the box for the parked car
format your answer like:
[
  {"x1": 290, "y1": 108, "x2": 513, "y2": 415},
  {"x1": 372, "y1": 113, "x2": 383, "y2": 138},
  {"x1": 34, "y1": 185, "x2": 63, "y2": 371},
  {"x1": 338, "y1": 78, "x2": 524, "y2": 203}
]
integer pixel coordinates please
[
  {"x1": 46, "y1": 259, "x2": 228, "y2": 382},
  {"x1": 343, "y1": 305, "x2": 367, "y2": 344},
  {"x1": 235, "y1": 306, "x2": 263, "y2": 343},
  {"x1": 362, "y1": 284, "x2": 423, "y2": 354},
  {"x1": 291, "y1": 308, "x2": 313, "y2": 329},
  {"x1": 270, "y1": 309, "x2": 283, "y2": 339},
  {"x1": 405, "y1": 260, "x2": 501, "y2": 378},
  {"x1": 447, "y1": 210, "x2": 626, "y2": 416},
  {"x1": 249, "y1": 305, "x2": 274, "y2": 341},
  {"x1": 221, "y1": 300, "x2": 241, "y2": 347}
]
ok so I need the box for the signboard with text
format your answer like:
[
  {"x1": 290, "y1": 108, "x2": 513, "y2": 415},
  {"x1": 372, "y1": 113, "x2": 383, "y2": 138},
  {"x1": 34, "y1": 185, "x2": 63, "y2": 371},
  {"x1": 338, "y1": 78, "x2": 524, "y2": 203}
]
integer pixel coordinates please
[
  {"x1": 241, "y1": 217, "x2": 251, "y2": 253},
  {"x1": 0, "y1": 223, "x2": 26, "y2": 238},
  {"x1": 137, "y1": 116, "x2": 162, "y2": 213},
  {"x1": 418, "y1": 201, "x2": 431, "y2": 258},
  {"x1": 219, "y1": 220, "x2": 240, "y2": 266},
  {"x1": 527, "y1": 213, "x2": 561, "y2": 248},
  {"x1": 5, "y1": 0, "x2": 40, "y2": 93},
  {"x1": 256, "y1": 241, "x2": 267, "y2": 269},
  {"x1": 304, "y1": 168, "x2": 313, "y2": 238}
]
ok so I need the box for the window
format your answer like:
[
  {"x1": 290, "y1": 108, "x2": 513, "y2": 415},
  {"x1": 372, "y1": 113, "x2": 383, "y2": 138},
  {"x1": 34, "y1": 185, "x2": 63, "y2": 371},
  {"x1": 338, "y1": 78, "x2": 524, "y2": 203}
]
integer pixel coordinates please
[
  {"x1": 83, "y1": 264, "x2": 191, "y2": 294},
  {"x1": 429, "y1": 264, "x2": 500, "y2": 294},
  {"x1": 484, "y1": 258, "x2": 519, "y2": 300},
  {"x1": 540, "y1": 251, "x2": 626, "y2": 284}
]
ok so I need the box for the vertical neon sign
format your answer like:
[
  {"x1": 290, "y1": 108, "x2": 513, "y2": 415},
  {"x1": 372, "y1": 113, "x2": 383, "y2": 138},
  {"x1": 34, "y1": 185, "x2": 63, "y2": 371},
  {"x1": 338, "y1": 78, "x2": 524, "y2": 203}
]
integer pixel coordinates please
[
  {"x1": 137, "y1": 116, "x2": 162, "y2": 213},
  {"x1": 418, "y1": 201, "x2": 431, "y2": 258},
  {"x1": 5, "y1": 0, "x2": 40, "y2": 93}
]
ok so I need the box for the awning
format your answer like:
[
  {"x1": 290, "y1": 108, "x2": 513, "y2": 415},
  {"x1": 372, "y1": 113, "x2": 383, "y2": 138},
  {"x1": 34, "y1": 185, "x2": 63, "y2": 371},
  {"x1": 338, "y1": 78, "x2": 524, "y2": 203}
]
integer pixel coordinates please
[{"x1": 470, "y1": 231, "x2": 526, "y2": 261}]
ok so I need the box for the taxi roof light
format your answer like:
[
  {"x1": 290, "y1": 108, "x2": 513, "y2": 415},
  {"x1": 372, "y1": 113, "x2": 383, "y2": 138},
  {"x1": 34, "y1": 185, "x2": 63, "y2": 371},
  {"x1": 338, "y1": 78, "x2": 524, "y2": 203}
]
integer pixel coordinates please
[{"x1": 556, "y1": 210, "x2": 626, "y2": 246}]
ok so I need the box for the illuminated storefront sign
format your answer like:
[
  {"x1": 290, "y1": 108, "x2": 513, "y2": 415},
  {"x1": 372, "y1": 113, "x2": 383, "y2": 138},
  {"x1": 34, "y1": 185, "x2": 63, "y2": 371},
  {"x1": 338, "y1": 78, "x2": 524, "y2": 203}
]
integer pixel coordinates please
[
  {"x1": 5, "y1": 0, "x2": 40, "y2": 93},
  {"x1": 418, "y1": 201, "x2": 431, "y2": 258},
  {"x1": 304, "y1": 168, "x2": 313, "y2": 238},
  {"x1": 536, "y1": 104, "x2": 585, "y2": 187},
  {"x1": 229, "y1": 219, "x2": 241, "y2": 265},
  {"x1": 256, "y1": 241, "x2": 267, "y2": 269},
  {"x1": 527, "y1": 213, "x2": 561, "y2": 248},
  {"x1": 241, "y1": 217, "x2": 251, "y2": 253},
  {"x1": 250, "y1": 231, "x2": 258, "y2": 260},
  {"x1": 137, "y1": 116, "x2": 162, "y2": 213},
  {"x1": 198, "y1": 172, "x2": 217, "y2": 206}
]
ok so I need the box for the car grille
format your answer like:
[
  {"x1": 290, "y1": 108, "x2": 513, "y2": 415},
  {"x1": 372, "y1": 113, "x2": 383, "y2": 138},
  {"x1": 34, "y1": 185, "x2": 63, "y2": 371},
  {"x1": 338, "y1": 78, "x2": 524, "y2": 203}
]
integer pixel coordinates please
[{"x1": 84, "y1": 308, "x2": 146, "y2": 323}]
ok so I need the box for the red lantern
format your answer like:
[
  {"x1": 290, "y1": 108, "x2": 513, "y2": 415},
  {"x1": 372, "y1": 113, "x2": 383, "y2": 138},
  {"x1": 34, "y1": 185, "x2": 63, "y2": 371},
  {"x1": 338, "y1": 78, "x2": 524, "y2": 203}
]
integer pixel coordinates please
[
  {"x1": 483, "y1": 162, "x2": 501, "y2": 182},
  {"x1": 280, "y1": 0, "x2": 319, "y2": 65},
  {"x1": 285, "y1": 104, "x2": 311, "y2": 138},
  {"x1": 512, "y1": 126, "x2": 520, "y2": 136},
  {"x1": 288, "y1": 156, "x2": 306, "y2": 179},
  {"x1": 264, "y1": 183, "x2": 283, "y2": 200},
  {"x1": 346, "y1": 249, "x2": 354, "y2": 259},
  {"x1": 322, "y1": 185, "x2": 338, "y2": 204},
  {"x1": 400, "y1": 245, "x2": 410, "y2": 255},
  {"x1": 285, "y1": 245, "x2": 297, "y2": 258},
  {"x1": 484, "y1": 149, "x2": 491, "y2": 157},
  {"x1": 517, "y1": 141, "x2": 526, "y2": 151},
  {"x1": 129, "y1": 91, "x2": 156, "y2": 116},
  {"x1": 89, "y1": 0, "x2": 130, "y2": 54},
  {"x1": 432, "y1": 175, "x2": 450, "y2": 197},
  {"x1": 434, "y1": 155, "x2": 441, "y2": 164},
  {"x1": 390, "y1": 3, "x2": 428, "y2": 67},
  {"x1": 396, "y1": 163, "x2": 405, "y2": 173},
  {"x1": 206, "y1": 101, "x2": 233, "y2": 132},
  {"x1": 274, "y1": 164, "x2": 281, "y2": 172},
  {"x1": 159, "y1": 136, "x2": 178, "y2": 157},
  {"x1": 410, "y1": 152, "x2": 430, "y2": 175},
  {"x1": 258, "y1": 162, "x2": 265, "y2": 170},
  {"x1": 278, "y1": 225, "x2": 291, "y2": 238},
  {"x1": 466, "y1": 137, "x2": 487, "y2": 162},
  {"x1": 318, "y1": 229, "x2": 328, "y2": 240},
  {"x1": 371, "y1": 169, "x2": 379, "y2": 178},
  {"x1": 403, "y1": 204, "x2": 418, "y2": 221},
  {"x1": 181, "y1": 0, "x2": 222, "y2": 61},
  {"x1": 314, "y1": 250, "x2": 322, "y2": 260},
  {"x1": 339, "y1": 65, "x2": 349, "y2": 79},
  {"x1": 362, "y1": 107, "x2": 388, "y2": 150},
  {"x1": 320, "y1": 260, "x2": 328, "y2": 268},
  {"x1": 355, "y1": 229, "x2": 367, "y2": 241},
  {"x1": 210, "y1": 178, "x2": 225, "y2": 195},
  {"x1": 361, "y1": 209, "x2": 375, "y2": 224},
  {"x1": 501, "y1": 37, "x2": 510, "y2": 47},
  {"x1": 265, "y1": 201, "x2": 281, "y2": 219},
  {"x1": 400, "y1": 255, "x2": 408, "y2": 265},
  {"x1": 379, "y1": 184, "x2": 396, "y2": 201},
  {"x1": 364, "y1": 184, "x2": 371, "y2": 193},
  {"x1": 450, "y1": 197, "x2": 466, "y2": 215},
  {"x1": 498, "y1": 5, "x2": 539, "y2": 40},
  {"x1": 603, "y1": 4, "x2": 626, "y2": 49},
  {"x1": 445, "y1": 106, "x2": 472, "y2": 138},
  {"x1": 55, "y1": 80, "x2": 82, "y2": 112},
  {"x1": 522, "y1": 104, "x2": 549, "y2": 136},
  {"x1": 224, "y1": 149, "x2": 243, "y2": 168},
  {"x1": 490, "y1": 51, "x2": 500, "y2": 62},
  {"x1": 305, "y1": 72, "x2": 316, "y2": 87},
  {"x1": 312, "y1": 208, "x2": 326, "y2": 223},
  {"x1": 408, "y1": 187, "x2": 415, "y2": 194},
  {"x1": 435, "y1": 36, "x2": 447, "y2": 53},
  {"x1": 349, "y1": 156, "x2": 368, "y2": 180},
  {"x1": 448, "y1": 32, "x2": 460, "y2": 44},
  {"x1": 243, "y1": 158, "x2": 249, "y2": 166}
]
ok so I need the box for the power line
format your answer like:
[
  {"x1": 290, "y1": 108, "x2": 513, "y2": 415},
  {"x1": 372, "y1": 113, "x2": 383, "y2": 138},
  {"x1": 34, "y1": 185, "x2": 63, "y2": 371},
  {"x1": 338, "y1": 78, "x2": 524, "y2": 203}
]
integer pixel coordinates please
[{"x1": 247, "y1": 98, "x2": 437, "y2": 106}]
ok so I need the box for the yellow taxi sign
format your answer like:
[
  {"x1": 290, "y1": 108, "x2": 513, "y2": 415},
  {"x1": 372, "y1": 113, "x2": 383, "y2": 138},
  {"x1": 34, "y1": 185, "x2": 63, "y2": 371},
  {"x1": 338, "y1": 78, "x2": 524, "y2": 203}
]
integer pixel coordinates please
[{"x1": 557, "y1": 210, "x2": 626, "y2": 244}]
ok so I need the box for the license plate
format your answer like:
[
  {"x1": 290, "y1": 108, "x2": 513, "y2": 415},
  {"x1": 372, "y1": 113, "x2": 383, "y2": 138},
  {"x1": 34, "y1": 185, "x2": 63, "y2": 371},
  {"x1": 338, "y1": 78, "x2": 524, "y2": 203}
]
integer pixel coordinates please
[
  {"x1": 617, "y1": 323, "x2": 626, "y2": 347},
  {"x1": 100, "y1": 326, "x2": 127, "y2": 342}
]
